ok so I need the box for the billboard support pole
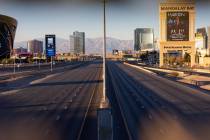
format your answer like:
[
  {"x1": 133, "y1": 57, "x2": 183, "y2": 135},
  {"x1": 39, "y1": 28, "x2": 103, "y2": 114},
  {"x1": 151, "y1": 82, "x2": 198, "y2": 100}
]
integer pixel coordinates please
[
  {"x1": 38, "y1": 59, "x2": 40, "y2": 70},
  {"x1": 51, "y1": 56, "x2": 53, "y2": 72}
]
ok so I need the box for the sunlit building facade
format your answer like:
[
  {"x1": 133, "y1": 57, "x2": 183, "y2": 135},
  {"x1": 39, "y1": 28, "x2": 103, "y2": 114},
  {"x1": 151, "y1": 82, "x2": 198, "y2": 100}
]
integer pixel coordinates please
[
  {"x1": 27, "y1": 39, "x2": 43, "y2": 55},
  {"x1": 159, "y1": 0, "x2": 196, "y2": 67},
  {"x1": 0, "y1": 14, "x2": 17, "y2": 59},
  {"x1": 134, "y1": 28, "x2": 154, "y2": 52},
  {"x1": 13, "y1": 47, "x2": 27, "y2": 55},
  {"x1": 196, "y1": 27, "x2": 208, "y2": 49},
  {"x1": 208, "y1": 26, "x2": 210, "y2": 52},
  {"x1": 70, "y1": 31, "x2": 85, "y2": 55}
]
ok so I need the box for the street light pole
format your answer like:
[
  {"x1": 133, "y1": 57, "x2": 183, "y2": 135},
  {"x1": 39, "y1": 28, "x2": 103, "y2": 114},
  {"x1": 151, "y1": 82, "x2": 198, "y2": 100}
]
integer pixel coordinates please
[
  {"x1": 13, "y1": 56, "x2": 16, "y2": 74},
  {"x1": 103, "y1": 0, "x2": 107, "y2": 101}
]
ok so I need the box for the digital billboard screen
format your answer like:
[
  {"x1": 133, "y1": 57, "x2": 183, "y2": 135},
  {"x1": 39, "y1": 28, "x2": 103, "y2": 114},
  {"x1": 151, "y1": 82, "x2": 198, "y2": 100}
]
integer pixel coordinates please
[
  {"x1": 45, "y1": 35, "x2": 56, "y2": 57},
  {"x1": 167, "y1": 12, "x2": 189, "y2": 41}
]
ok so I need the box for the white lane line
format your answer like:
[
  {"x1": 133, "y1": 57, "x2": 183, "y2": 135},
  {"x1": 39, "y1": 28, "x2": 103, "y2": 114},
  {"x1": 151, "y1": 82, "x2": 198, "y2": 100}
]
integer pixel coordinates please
[
  {"x1": 30, "y1": 73, "x2": 60, "y2": 85},
  {"x1": 0, "y1": 89, "x2": 20, "y2": 95},
  {"x1": 124, "y1": 62, "x2": 156, "y2": 75}
]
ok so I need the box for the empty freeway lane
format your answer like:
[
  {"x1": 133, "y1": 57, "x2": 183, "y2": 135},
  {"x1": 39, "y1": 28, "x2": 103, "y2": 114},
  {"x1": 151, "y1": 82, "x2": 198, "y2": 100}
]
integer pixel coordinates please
[
  {"x1": 107, "y1": 61, "x2": 210, "y2": 140},
  {"x1": 0, "y1": 61, "x2": 103, "y2": 140}
]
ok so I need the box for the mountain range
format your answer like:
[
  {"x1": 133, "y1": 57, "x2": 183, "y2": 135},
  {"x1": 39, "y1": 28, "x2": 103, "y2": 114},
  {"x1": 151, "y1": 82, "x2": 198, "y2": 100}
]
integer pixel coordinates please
[{"x1": 15, "y1": 37, "x2": 134, "y2": 55}]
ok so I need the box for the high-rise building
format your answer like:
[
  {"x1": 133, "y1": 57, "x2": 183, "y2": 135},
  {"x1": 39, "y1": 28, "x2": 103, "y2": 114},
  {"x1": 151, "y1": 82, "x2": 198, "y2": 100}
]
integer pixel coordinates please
[
  {"x1": 134, "y1": 28, "x2": 154, "y2": 52},
  {"x1": 196, "y1": 27, "x2": 208, "y2": 49},
  {"x1": 159, "y1": 0, "x2": 196, "y2": 67},
  {"x1": 70, "y1": 31, "x2": 85, "y2": 55},
  {"x1": 27, "y1": 40, "x2": 43, "y2": 55},
  {"x1": 13, "y1": 47, "x2": 27, "y2": 55},
  {"x1": 0, "y1": 14, "x2": 17, "y2": 59},
  {"x1": 208, "y1": 26, "x2": 210, "y2": 49},
  {"x1": 70, "y1": 35, "x2": 75, "y2": 54}
]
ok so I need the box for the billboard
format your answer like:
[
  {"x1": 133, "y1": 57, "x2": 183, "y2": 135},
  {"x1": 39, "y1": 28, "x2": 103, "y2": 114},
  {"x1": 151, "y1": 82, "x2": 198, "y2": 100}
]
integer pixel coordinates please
[
  {"x1": 167, "y1": 12, "x2": 189, "y2": 41},
  {"x1": 45, "y1": 35, "x2": 56, "y2": 57}
]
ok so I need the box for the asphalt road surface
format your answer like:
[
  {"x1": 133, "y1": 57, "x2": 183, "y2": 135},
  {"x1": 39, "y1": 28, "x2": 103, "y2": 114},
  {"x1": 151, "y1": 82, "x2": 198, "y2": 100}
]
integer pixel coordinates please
[
  {"x1": 0, "y1": 61, "x2": 103, "y2": 140},
  {"x1": 107, "y1": 61, "x2": 210, "y2": 140}
]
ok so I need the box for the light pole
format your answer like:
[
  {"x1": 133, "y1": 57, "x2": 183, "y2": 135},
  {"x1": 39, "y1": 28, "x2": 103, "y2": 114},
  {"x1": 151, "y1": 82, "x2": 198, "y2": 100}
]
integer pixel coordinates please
[
  {"x1": 13, "y1": 56, "x2": 16, "y2": 73},
  {"x1": 103, "y1": 0, "x2": 107, "y2": 102},
  {"x1": 38, "y1": 58, "x2": 41, "y2": 70}
]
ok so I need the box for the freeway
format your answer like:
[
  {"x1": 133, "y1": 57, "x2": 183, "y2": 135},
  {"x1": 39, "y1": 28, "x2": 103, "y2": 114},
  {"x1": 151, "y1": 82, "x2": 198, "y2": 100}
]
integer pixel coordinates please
[
  {"x1": 0, "y1": 61, "x2": 103, "y2": 140},
  {"x1": 0, "y1": 61, "x2": 88, "y2": 92},
  {"x1": 107, "y1": 61, "x2": 210, "y2": 140},
  {"x1": 0, "y1": 61, "x2": 81, "y2": 76}
]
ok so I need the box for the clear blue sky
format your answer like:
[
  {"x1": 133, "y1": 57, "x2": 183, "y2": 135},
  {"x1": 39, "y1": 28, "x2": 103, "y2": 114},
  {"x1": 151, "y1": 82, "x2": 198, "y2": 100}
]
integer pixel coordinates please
[{"x1": 0, "y1": 0, "x2": 210, "y2": 42}]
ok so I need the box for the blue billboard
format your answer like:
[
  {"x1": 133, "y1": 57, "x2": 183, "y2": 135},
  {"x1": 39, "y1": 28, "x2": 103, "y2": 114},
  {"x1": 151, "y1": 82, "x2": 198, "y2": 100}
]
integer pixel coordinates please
[{"x1": 45, "y1": 35, "x2": 56, "y2": 57}]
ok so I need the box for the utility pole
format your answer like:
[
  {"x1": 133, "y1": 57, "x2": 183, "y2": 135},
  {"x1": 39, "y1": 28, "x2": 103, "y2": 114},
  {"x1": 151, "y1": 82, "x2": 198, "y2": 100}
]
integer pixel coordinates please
[
  {"x1": 13, "y1": 56, "x2": 16, "y2": 74},
  {"x1": 103, "y1": 0, "x2": 107, "y2": 102}
]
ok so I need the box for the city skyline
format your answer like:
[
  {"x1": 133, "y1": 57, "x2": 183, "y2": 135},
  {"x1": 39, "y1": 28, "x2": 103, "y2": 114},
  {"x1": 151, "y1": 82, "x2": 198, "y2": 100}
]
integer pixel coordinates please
[{"x1": 0, "y1": 0, "x2": 210, "y2": 42}]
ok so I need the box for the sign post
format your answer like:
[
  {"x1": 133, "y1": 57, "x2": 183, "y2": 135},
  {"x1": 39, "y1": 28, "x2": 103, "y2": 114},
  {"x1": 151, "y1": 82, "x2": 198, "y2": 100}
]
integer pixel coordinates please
[{"x1": 51, "y1": 56, "x2": 53, "y2": 72}]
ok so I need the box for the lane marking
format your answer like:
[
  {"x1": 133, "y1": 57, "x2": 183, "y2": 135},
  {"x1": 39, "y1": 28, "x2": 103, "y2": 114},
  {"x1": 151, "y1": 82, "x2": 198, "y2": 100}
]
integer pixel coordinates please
[
  {"x1": 30, "y1": 73, "x2": 60, "y2": 85},
  {"x1": 0, "y1": 89, "x2": 20, "y2": 95},
  {"x1": 124, "y1": 62, "x2": 156, "y2": 75}
]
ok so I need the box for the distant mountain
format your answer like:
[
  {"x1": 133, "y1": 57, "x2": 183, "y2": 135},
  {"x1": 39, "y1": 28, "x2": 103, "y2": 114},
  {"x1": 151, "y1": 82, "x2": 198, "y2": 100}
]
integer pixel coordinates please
[
  {"x1": 86, "y1": 37, "x2": 133, "y2": 54},
  {"x1": 15, "y1": 37, "x2": 133, "y2": 55}
]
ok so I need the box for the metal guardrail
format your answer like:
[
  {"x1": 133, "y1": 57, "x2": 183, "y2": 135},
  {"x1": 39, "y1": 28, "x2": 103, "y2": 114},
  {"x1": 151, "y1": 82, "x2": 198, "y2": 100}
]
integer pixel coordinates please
[{"x1": 0, "y1": 62, "x2": 87, "y2": 82}]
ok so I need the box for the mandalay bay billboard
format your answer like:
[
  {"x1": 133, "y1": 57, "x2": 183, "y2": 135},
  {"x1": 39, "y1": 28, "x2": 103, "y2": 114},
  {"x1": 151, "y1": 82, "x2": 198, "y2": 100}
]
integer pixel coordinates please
[{"x1": 167, "y1": 12, "x2": 189, "y2": 41}]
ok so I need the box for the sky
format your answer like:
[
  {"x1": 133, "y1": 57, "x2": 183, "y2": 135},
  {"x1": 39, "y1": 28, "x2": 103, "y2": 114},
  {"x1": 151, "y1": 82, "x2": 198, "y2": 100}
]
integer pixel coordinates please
[{"x1": 0, "y1": 0, "x2": 210, "y2": 42}]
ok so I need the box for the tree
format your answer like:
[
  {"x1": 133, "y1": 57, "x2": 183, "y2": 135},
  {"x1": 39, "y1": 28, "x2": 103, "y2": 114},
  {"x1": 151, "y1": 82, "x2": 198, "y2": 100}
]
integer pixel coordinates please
[
  {"x1": 184, "y1": 53, "x2": 191, "y2": 66},
  {"x1": 184, "y1": 53, "x2": 190, "y2": 62}
]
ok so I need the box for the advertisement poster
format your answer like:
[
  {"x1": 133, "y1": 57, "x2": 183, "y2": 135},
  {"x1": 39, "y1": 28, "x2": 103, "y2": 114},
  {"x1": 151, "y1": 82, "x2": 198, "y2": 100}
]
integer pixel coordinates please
[
  {"x1": 167, "y1": 12, "x2": 189, "y2": 41},
  {"x1": 45, "y1": 35, "x2": 56, "y2": 57}
]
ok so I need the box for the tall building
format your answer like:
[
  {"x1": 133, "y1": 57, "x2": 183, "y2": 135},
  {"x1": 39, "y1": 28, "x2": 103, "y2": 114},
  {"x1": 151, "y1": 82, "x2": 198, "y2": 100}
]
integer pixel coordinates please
[
  {"x1": 27, "y1": 40, "x2": 43, "y2": 55},
  {"x1": 70, "y1": 35, "x2": 75, "y2": 53},
  {"x1": 159, "y1": 0, "x2": 196, "y2": 67},
  {"x1": 13, "y1": 47, "x2": 27, "y2": 55},
  {"x1": 70, "y1": 31, "x2": 85, "y2": 55},
  {"x1": 134, "y1": 28, "x2": 154, "y2": 52},
  {"x1": 196, "y1": 27, "x2": 208, "y2": 49},
  {"x1": 208, "y1": 26, "x2": 210, "y2": 49},
  {"x1": 0, "y1": 14, "x2": 17, "y2": 59}
]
